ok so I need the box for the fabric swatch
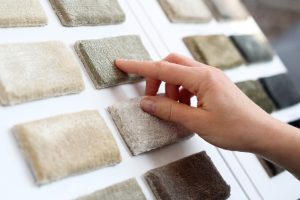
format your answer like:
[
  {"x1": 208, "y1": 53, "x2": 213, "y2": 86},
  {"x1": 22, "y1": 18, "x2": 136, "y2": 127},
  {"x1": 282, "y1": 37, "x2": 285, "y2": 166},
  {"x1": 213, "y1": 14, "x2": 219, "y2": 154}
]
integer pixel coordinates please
[
  {"x1": 0, "y1": 0, "x2": 47, "y2": 27},
  {"x1": 236, "y1": 80, "x2": 276, "y2": 113},
  {"x1": 49, "y1": 0, "x2": 125, "y2": 27},
  {"x1": 0, "y1": 41, "x2": 84, "y2": 106},
  {"x1": 183, "y1": 35, "x2": 244, "y2": 70},
  {"x1": 206, "y1": 0, "x2": 249, "y2": 21},
  {"x1": 259, "y1": 74, "x2": 300, "y2": 109},
  {"x1": 289, "y1": 119, "x2": 300, "y2": 128},
  {"x1": 230, "y1": 34, "x2": 274, "y2": 64},
  {"x1": 13, "y1": 110, "x2": 121, "y2": 185},
  {"x1": 76, "y1": 178, "x2": 146, "y2": 200},
  {"x1": 158, "y1": 0, "x2": 212, "y2": 23},
  {"x1": 144, "y1": 152, "x2": 231, "y2": 200},
  {"x1": 75, "y1": 35, "x2": 151, "y2": 89},
  {"x1": 107, "y1": 97, "x2": 193, "y2": 156},
  {"x1": 258, "y1": 157, "x2": 284, "y2": 177}
]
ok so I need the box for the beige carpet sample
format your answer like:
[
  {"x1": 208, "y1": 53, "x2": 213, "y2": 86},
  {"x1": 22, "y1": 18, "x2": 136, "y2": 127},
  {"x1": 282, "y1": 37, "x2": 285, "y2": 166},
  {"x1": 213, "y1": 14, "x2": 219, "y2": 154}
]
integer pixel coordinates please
[
  {"x1": 75, "y1": 35, "x2": 151, "y2": 89},
  {"x1": 206, "y1": 0, "x2": 249, "y2": 21},
  {"x1": 0, "y1": 41, "x2": 84, "y2": 106},
  {"x1": 107, "y1": 97, "x2": 193, "y2": 156},
  {"x1": 158, "y1": 0, "x2": 213, "y2": 23},
  {"x1": 0, "y1": 0, "x2": 47, "y2": 27},
  {"x1": 13, "y1": 110, "x2": 121, "y2": 185},
  {"x1": 49, "y1": 0, "x2": 125, "y2": 26},
  {"x1": 183, "y1": 35, "x2": 245, "y2": 70},
  {"x1": 76, "y1": 178, "x2": 146, "y2": 200},
  {"x1": 145, "y1": 152, "x2": 231, "y2": 200}
]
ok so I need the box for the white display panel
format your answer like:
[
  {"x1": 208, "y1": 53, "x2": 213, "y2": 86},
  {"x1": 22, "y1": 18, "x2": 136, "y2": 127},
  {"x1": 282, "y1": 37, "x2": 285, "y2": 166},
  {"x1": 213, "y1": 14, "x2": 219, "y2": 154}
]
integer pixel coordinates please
[{"x1": 0, "y1": 0, "x2": 249, "y2": 199}]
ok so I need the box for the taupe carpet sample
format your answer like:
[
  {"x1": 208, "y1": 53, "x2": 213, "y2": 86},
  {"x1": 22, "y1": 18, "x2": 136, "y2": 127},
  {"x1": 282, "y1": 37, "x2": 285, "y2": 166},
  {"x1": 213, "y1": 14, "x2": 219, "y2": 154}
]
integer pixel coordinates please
[
  {"x1": 206, "y1": 0, "x2": 249, "y2": 21},
  {"x1": 0, "y1": 0, "x2": 47, "y2": 27},
  {"x1": 158, "y1": 0, "x2": 212, "y2": 23},
  {"x1": 0, "y1": 41, "x2": 85, "y2": 106},
  {"x1": 49, "y1": 0, "x2": 125, "y2": 27},
  {"x1": 75, "y1": 35, "x2": 151, "y2": 89},
  {"x1": 107, "y1": 97, "x2": 193, "y2": 156},
  {"x1": 145, "y1": 152, "x2": 231, "y2": 200},
  {"x1": 76, "y1": 178, "x2": 146, "y2": 200},
  {"x1": 183, "y1": 35, "x2": 244, "y2": 70},
  {"x1": 236, "y1": 80, "x2": 276, "y2": 113},
  {"x1": 13, "y1": 110, "x2": 121, "y2": 185}
]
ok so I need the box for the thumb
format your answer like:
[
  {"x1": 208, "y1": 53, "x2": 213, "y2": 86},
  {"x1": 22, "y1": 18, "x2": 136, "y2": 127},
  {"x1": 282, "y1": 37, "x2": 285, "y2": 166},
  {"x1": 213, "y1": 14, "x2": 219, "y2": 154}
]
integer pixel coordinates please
[{"x1": 140, "y1": 96, "x2": 206, "y2": 131}]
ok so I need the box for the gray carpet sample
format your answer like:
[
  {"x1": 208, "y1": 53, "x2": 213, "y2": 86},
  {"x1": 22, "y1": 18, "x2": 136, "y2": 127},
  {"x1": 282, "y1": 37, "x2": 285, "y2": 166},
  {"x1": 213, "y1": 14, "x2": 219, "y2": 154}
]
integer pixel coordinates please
[
  {"x1": 13, "y1": 110, "x2": 121, "y2": 185},
  {"x1": 236, "y1": 80, "x2": 276, "y2": 113},
  {"x1": 75, "y1": 35, "x2": 152, "y2": 89},
  {"x1": 49, "y1": 0, "x2": 125, "y2": 26},
  {"x1": 76, "y1": 178, "x2": 146, "y2": 200},
  {"x1": 145, "y1": 152, "x2": 231, "y2": 200},
  {"x1": 0, "y1": 41, "x2": 85, "y2": 106},
  {"x1": 107, "y1": 97, "x2": 193, "y2": 156}
]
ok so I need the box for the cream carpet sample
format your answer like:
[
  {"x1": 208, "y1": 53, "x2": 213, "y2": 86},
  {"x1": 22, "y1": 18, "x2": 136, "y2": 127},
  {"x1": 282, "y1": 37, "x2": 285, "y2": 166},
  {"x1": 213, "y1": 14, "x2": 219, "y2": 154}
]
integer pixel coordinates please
[
  {"x1": 0, "y1": 0, "x2": 47, "y2": 27},
  {"x1": 107, "y1": 97, "x2": 193, "y2": 156},
  {"x1": 76, "y1": 178, "x2": 146, "y2": 200},
  {"x1": 158, "y1": 0, "x2": 213, "y2": 23},
  {"x1": 13, "y1": 110, "x2": 121, "y2": 185},
  {"x1": 0, "y1": 41, "x2": 85, "y2": 106},
  {"x1": 49, "y1": 0, "x2": 125, "y2": 26},
  {"x1": 75, "y1": 35, "x2": 151, "y2": 89}
]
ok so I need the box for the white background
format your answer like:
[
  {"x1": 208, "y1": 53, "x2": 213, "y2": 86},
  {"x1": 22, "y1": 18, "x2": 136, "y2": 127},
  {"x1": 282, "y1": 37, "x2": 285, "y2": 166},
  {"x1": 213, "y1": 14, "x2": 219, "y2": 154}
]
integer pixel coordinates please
[{"x1": 0, "y1": 0, "x2": 299, "y2": 199}]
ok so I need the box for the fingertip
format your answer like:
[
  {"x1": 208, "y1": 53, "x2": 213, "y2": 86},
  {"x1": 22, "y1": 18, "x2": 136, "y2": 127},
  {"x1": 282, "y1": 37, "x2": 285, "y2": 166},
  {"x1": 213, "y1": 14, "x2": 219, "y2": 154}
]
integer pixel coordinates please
[{"x1": 114, "y1": 59, "x2": 127, "y2": 68}]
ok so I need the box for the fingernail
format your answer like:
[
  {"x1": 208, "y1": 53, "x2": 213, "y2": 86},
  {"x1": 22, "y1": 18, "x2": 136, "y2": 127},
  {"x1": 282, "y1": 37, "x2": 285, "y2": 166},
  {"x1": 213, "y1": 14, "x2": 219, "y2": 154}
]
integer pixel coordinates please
[{"x1": 141, "y1": 98, "x2": 155, "y2": 114}]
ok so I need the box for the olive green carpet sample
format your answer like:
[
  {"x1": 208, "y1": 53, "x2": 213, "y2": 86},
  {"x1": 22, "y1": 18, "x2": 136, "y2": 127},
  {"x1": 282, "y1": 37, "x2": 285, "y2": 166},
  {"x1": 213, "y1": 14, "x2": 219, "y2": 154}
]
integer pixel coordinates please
[
  {"x1": 183, "y1": 35, "x2": 244, "y2": 70},
  {"x1": 0, "y1": 0, "x2": 47, "y2": 27},
  {"x1": 145, "y1": 152, "x2": 231, "y2": 200},
  {"x1": 75, "y1": 35, "x2": 151, "y2": 89},
  {"x1": 236, "y1": 80, "x2": 276, "y2": 113},
  {"x1": 13, "y1": 110, "x2": 121, "y2": 185},
  {"x1": 76, "y1": 178, "x2": 146, "y2": 200},
  {"x1": 0, "y1": 41, "x2": 84, "y2": 106},
  {"x1": 158, "y1": 0, "x2": 213, "y2": 23},
  {"x1": 230, "y1": 34, "x2": 274, "y2": 64},
  {"x1": 49, "y1": 0, "x2": 125, "y2": 26},
  {"x1": 107, "y1": 97, "x2": 193, "y2": 156},
  {"x1": 206, "y1": 0, "x2": 249, "y2": 21}
]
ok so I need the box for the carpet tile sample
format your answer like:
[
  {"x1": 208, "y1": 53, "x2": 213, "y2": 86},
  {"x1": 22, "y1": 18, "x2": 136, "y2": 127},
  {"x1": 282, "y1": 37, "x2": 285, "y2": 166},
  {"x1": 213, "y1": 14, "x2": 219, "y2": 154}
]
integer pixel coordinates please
[
  {"x1": 183, "y1": 35, "x2": 244, "y2": 70},
  {"x1": 259, "y1": 74, "x2": 300, "y2": 109},
  {"x1": 49, "y1": 0, "x2": 125, "y2": 27},
  {"x1": 206, "y1": 0, "x2": 249, "y2": 21},
  {"x1": 230, "y1": 34, "x2": 274, "y2": 64},
  {"x1": 236, "y1": 80, "x2": 276, "y2": 113},
  {"x1": 75, "y1": 35, "x2": 151, "y2": 89},
  {"x1": 145, "y1": 152, "x2": 231, "y2": 200},
  {"x1": 158, "y1": 0, "x2": 213, "y2": 23},
  {"x1": 13, "y1": 110, "x2": 121, "y2": 185},
  {"x1": 0, "y1": 0, "x2": 47, "y2": 27},
  {"x1": 258, "y1": 157, "x2": 284, "y2": 177},
  {"x1": 76, "y1": 178, "x2": 146, "y2": 200},
  {"x1": 0, "y1": 41, "x2": 84, "y2": 106},
  {"x1": 289, "y1": 119, "x2": 300, "y2": 128},
  {"x1": 107, "y1": 97, "x2": 193, "y2": 156}
]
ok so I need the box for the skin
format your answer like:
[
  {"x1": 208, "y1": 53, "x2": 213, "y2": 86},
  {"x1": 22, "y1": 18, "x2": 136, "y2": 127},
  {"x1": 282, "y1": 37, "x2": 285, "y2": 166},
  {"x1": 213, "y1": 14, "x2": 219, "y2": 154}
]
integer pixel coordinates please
[{"x1": 115, "y1": 53, "x2": 300, "y2": 179}]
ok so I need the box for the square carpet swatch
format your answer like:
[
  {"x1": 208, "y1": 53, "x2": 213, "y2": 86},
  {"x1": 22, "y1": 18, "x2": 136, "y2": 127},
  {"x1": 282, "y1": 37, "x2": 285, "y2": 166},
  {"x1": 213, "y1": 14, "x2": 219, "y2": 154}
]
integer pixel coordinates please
[
  {"x1": 230, "y1": 34, "x2": 274, "y2": 64},
  {"x1": 206, "y1": 0, "x2": 249, "y2": 21},
  {"x1": 107, "y1": 97, "x2": 193, "y2": 156},
  {"x1": 183, "y1": 35, "x2": 244, "y2": 70},
  {"x1": 236, "y1": 80, "x2": 276, "y2": 113},
  {"x1": 258, "y1": 157, "x2": 284, "y2": 177},
  {"x1": 0, "y1": 0, "x2": 47, "y2": 27},
  {"x1": 144, "y1": 152, "x2": 231, "y2": 200},
  {"x1": 289, "y1": 119, "x2": 300, "y2": 128},
  {"x1": 13, "y1": 110, "x2": 121, "y2": 185},
  {"x1": 259, "y1": 74, "x2": 300, "y2": 109},
  {"x1": 75, "y1": 35, "x2": 151, "y2": 89},
  {"x1": 0, "y1": 41, "x2": 84, "y2": 106},
  {"x1": 76, "y1": 178, "x2": 146, "y2": 200},
  {"x1": 158, "y1": 0, "x2": 212, "y2": 23},
  {"x1": 49, "y1": 0, "x2": 125, "y2": 26}
]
